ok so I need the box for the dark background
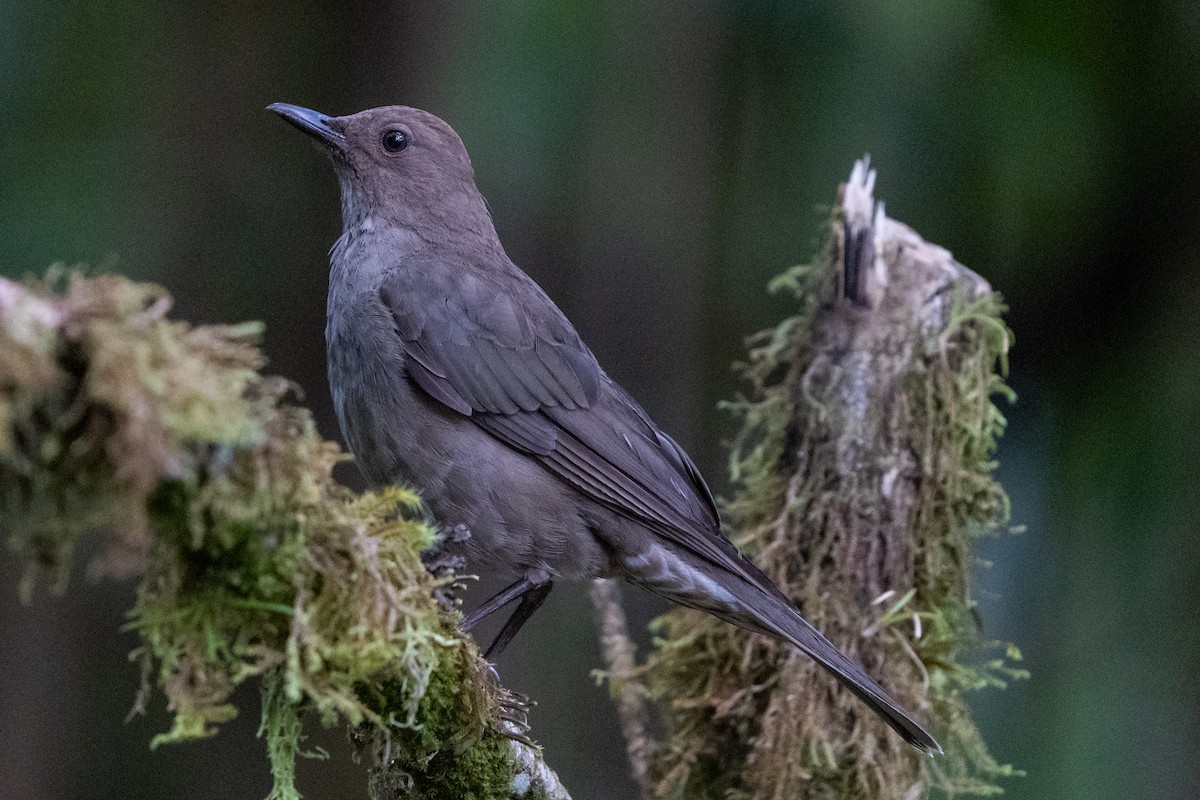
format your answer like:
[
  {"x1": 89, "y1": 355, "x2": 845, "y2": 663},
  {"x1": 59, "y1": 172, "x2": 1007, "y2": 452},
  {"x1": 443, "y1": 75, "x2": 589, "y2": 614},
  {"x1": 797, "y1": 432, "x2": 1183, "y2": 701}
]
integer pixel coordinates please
[{"x1": 2, "y1": 2, "x2": 1198, "y2": 799}]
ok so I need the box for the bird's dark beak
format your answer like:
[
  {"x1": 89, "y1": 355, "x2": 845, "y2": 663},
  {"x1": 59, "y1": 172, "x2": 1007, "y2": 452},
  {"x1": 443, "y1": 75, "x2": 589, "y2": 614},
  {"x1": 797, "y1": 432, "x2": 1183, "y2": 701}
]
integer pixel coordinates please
[{"x1": 267, "y1": 103, "x2": 346, "y2": 151}]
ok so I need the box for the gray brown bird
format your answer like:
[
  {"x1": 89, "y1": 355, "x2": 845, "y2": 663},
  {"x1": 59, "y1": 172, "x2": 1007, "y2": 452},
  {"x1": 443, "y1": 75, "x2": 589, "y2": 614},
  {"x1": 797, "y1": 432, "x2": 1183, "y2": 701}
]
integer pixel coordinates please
[{"x1": 269, "y1": 102, "x2": 940, "y2": 754}]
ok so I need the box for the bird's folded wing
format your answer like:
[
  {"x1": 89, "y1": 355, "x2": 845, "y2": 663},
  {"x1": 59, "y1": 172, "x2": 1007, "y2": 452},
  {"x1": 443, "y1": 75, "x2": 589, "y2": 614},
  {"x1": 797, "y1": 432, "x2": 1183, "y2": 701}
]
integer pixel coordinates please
[
  {"x1": 378, "y1": 269, "x2": 773, "y2": 592},
  {"x1": 384, "y1": 277, "x2": 598, "y2": 417}
]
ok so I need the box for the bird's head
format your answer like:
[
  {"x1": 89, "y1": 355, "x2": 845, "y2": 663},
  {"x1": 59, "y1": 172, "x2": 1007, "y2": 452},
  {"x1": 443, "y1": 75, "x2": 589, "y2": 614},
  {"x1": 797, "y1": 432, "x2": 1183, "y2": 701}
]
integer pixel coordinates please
[{"x1": 269, "y1": 103, "x2": 490, "y2": 238}]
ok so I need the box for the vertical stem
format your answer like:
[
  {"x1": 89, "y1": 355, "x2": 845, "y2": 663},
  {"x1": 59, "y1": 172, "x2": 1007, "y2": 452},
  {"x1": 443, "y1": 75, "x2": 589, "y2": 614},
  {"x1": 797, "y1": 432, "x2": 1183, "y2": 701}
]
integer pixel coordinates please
[{"x1": 590, "y1": 579, "x2": 652, "y2": 797}]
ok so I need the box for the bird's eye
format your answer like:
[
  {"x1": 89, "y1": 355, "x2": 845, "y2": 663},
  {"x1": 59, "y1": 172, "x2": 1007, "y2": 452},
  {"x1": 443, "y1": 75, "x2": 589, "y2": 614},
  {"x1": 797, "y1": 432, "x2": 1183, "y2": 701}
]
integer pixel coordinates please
[{"x1": 381, "y1": 130, "x2": 410, "y2": 153}]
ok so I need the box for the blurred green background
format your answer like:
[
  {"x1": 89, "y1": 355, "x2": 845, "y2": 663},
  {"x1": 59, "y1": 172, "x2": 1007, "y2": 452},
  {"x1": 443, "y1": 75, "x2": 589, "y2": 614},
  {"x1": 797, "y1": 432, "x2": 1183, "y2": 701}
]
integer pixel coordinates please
[{"x1": 2, "y1": 2, "x2": 1198, "y2": 799}]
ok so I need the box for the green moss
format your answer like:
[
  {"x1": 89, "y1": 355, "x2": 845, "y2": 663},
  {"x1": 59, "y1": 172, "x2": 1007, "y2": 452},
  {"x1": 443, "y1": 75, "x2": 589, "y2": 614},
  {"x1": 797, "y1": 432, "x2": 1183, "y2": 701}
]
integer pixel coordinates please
[
  {"x1": 0, "y1": 272, "x2": 524, "y2": 800},
  {"x1": 362, "y1": 647, "x2": 516, "y2": 800},
  {"x1": 637, "y1": 216, "x2": 1024, "y2": 799}
]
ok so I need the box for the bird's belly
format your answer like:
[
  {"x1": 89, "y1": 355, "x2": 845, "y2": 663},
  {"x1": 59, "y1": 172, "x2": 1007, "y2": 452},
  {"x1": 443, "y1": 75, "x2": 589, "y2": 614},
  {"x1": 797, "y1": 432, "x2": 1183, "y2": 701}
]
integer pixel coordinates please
[{"x1": 327, "y1": 314, "x2": 606, "y2": 582}]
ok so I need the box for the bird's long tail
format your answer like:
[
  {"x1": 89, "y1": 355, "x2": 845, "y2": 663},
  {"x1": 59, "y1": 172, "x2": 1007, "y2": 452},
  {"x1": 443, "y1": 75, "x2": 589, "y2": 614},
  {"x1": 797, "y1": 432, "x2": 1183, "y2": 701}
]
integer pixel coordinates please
[{"x1": 728, "y1": 583, "x2": 942, "y2": 755}]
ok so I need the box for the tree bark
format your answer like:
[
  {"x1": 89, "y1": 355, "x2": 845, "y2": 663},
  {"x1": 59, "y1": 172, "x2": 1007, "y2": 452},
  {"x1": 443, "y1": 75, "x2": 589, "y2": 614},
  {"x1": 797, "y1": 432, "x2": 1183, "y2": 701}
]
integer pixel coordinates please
[{"x1": 603, "y1": 160, "x2": 1021, "y2": 800}]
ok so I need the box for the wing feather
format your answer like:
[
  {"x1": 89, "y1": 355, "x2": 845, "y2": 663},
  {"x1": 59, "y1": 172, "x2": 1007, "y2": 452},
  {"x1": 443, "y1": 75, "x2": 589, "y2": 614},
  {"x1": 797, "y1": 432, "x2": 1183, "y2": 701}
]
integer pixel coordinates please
[
  {"x1": 474, "y1": 413, "x2": 556, "y2": 456},
  {"x1": 378, "y1": 264, "x2": 768, "y2": 591}
]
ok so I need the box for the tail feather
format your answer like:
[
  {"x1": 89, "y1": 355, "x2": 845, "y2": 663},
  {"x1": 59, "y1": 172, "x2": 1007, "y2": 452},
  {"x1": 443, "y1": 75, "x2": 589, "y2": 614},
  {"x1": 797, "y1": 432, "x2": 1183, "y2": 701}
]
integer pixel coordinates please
[
  {"x1": 622, "y1": 540, "x2": 941, "y2": 753},
  {"x1": 733, "y1": 586, "x2": 942, "y2": 755}
]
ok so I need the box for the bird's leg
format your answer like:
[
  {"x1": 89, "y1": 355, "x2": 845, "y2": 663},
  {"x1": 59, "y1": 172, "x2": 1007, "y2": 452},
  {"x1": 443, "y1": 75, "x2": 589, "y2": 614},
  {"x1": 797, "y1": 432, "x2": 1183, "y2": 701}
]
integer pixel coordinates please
[
  {"x1": 461, "y1": 577, "x2": 538, "y2": 632},
  {"x1": 479, "y1": 662, "x2": 536, "y2": 744},
  {"x1": 462, "y1": 580, "x2": 553, "y2": 743},
  {"x1": 483, "y1": 581, "x2": 553, "y2": 660}
]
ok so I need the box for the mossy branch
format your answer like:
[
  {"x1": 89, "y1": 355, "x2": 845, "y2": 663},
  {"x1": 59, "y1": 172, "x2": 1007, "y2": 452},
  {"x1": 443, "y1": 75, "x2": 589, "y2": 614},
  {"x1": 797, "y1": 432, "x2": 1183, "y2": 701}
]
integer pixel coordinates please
[
  {"x1": 0, "y1": 270, "x2": 569, "y2": 800},
  {"x1": 596, "y1": 161, "x2": 1024, "y2": 799}
]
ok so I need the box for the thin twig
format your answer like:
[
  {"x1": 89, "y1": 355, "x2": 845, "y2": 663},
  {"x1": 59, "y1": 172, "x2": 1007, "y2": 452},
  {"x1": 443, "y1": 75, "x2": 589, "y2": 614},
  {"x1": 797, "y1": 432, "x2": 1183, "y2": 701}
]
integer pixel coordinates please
[{"x1": 590, "y1": 579, "x2": 653, "y2": 797}]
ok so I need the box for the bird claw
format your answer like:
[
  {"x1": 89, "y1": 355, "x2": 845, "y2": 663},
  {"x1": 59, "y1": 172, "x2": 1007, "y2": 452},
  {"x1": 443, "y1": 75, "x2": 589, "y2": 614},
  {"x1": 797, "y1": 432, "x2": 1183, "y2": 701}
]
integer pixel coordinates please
[
  {"x1": 501, "y1": 688, "x2": 532, "y2": 711},
  {"x1": 498, "y1": 689, "x2": 532, "y2": 725},
  {"x1": 498, "y1": 706, "x2": 530, "y2": 729},
  {"x1": 479, "y1": 660, "x2": 537, "y2": 744},
  {"x1": 496, "y1": 698, "x2": 535, "y2": 747},
  {"x1": 498, "y1": 723, "x2": 537, "y2": 749}
]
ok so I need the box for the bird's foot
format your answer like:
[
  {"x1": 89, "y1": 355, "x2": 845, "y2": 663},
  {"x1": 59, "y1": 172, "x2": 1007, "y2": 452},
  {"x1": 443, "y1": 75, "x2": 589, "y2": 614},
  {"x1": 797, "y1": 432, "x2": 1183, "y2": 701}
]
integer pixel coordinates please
[{"x1": 480, "y1": 660, "x2": 538, "y2": 747}]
